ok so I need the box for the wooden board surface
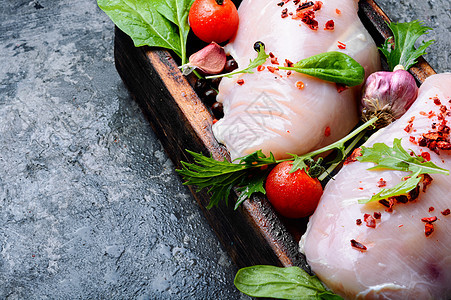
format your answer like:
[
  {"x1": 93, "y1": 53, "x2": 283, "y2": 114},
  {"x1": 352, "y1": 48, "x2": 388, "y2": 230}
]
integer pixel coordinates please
[{"x1": 113, "y1": 0, "x2": 435, "y2": 270}]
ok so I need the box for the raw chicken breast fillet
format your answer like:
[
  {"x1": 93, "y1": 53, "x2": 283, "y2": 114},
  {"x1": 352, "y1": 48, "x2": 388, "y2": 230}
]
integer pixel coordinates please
[
  {"x1": 301, "y1": 73, "x2": 451, "y2": 299},
  {"x1": 212, "y1": 0, "x2": 380, "y2": 160}
]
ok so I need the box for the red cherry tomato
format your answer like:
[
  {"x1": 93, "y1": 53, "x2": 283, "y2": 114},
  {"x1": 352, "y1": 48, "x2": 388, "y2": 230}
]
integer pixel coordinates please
[
  {"x1": 265, "y1": 161, "x2": 323, "y2": 219},
  {"x1": 188, "y1": 0, "x2": 239, "y2": 44}
]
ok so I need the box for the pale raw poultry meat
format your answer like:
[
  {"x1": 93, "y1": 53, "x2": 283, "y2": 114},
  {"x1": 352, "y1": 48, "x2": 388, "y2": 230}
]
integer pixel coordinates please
[
  {"x1": 301, "y1": 73, "x2": 451, "y2": 299},
  {"x1": 212, "y1": 0, "x2": 380, "y2": 160}
]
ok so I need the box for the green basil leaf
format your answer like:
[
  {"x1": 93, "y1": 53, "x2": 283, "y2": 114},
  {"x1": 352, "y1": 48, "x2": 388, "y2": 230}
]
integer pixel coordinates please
[
  {"x1": 97, "y1": 0, "x2": 182, "y2": 57},
  {"x1": 234, "y1": 265, "x2": 342, "y2": 300},
  {"x1": 279, "y1": 51, "x2": 365, "y2": 87},
  {"x1": 152, "y1": 0, "x2": 195, "y2": 64}
]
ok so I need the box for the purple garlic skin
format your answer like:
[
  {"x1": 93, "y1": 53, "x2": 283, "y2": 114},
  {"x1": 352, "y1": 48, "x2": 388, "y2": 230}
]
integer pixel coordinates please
[
  {"x1": 360, "y1": 68, "x2": 418, "y2": 128},
  {"x1": 188, "y1": 42, "x2": 226, "y2": 75}
]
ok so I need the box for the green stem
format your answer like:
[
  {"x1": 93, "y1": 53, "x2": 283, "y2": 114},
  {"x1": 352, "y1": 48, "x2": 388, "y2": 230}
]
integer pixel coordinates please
[{"x1": 317, "y1": 130, "x2": 367, "y2": 181}]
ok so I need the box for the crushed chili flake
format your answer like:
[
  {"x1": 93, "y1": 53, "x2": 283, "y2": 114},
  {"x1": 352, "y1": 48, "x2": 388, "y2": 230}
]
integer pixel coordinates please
[
  {"x1": 336, "y1": 83, "x2": 347, "y2": 93},
  {"x1": 429, "y1": 206, "x2": 435, "y2": 212},
  {"x1": 433, "y1": 97, "x2": 441, "y2": 105},
  {"x1": 364, "y1": 213, "x2": 376, "y2": 228},
  {"x1": 421, "y1": 151, "x2": 431, "y2": 161},
  {"x1": 409, "y1": 136, "x2": 416, "y2": 144},
  {"x1": 335, "y1": 8, "x2": 341, "y2": 14},
  {"x1": 212, "y1": 118, "x2": 218, "y2": 124},
  {"x1": 271, "y1": 57, "x2": 279, "y2": 65},
  {"x1": 257, "y1": 65, "x2": 265, "y2": 72},
  {"x1": 277, "y1": 1, "x2": 285, "y2": 6},
  {"x1": 312, "y1": 1, "x2": 322, "y2": 11},
  {"x1": 324, "y1": 20, "x2": 334, "y2": 30},
  {"x1": 424, "y1": 223, "x2": 434, "y2": 237},
  {"x1": 286, "y1": 71, "x2": 292, "y2": 76},
  {"x1": 267, "y1": 66, "x2": 278, "y2": 73},
  {"x1": 351, "y1": 239, "x2": 367, "y2": 251},
  {"x1": 293, "y1": 0, "x2": 300, "y2": 4},
  {"x1": 379, "y1": 198, "x2": 395, "y2": 212},
  {"x1": 299, "y1": 10, "x2": 318, "y2": 30},
  {"x1": 281, "y1": 8, "x2": 289, "y2": 18},
  {"x1": 295, "y1": 81, "x2": 305, "y2": 89},
  {"x1": 422, "y1": 216, "x2": 438, "y2": 223},
  {"x1": 356, "y1": 219, "x2": 362, "y2": 225},
  {"x1": 441, "y1": 208, "x2": 450, "y2": 216},
  {"x1": 297, "y1": 1, "x2": 314, "y2": 11},
  {"x1": 324, "y1": 126, "x2": 331, "y2": 137},
  {"x1": 337, "y1": 41, "x2": 346, "y2": 49},
  {"x1": 284, "y1": 59, "x2": 294, "y2": 67},
  {"x1": 373, "y1": 212, "x2": 381, "y2": 219},
  {"x1": 399, "y1": 224, "x2": 403, "y2": 227},
  {"x1": 377, "y1": 178, "x2": 386, "y2": 188},
  {"x1": 404, "y1": 123, "x2": 413, "y2": 133},
  {"x1": 344, "y1": 147, "x2": 362, "y2": 165},
  {"x1": 269, "y1": 52, "x2": 275, "y2": 58},
  {"x1": 236, "y1": 79, "x2": 245, "y2": 85},
  {"x1": 408, "y1": 116, "x2": 415, "y2": 123}
]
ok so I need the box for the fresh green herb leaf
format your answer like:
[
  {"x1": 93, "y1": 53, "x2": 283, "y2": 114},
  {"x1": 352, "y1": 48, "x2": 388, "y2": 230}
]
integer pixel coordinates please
[
  {"x1": 152, "y1": 0, "x2": 195, "y2": 64},
  {"x1": 97, "y1": 0, "x2": 189, "y2": 61},
  {"x1": 234, "y1": 265, "x2": 342, "y2": 300},
  {"x1": 205, "y1": 44, "x2": 270, "y2": 79},
  {"x1": 278, "y1": 51, "x2": 365, "y2": 87},
  {"x1": 357, "y1": 138, "x2": 449, "y2": 175},
  {"x1": 357, "y1": 138, "x2": 449, "y2": 204},
  {"x1": 177, "y1": 118, "x2": 378, "y2": 208},
  {"x1": 379, "y1": 20, "x2": 435, "y2": 71}
]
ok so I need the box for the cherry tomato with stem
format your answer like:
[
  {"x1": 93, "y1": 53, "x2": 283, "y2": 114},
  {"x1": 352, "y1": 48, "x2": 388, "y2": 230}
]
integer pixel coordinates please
[
  {"x1": 265, "y1": 161, "x2": 323, "y2": 219},
  {"x1": 189, "y1": 0, "x2": 239, "y2": 44}
]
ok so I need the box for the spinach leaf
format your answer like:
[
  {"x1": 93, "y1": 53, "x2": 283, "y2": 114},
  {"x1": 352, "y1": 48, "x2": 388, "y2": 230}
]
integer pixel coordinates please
[
  {"x1": 279, "y1": 51, "x2": 365, "y2": 87},
  {"x1": 97, "y1": 0, "x2": 182, "y2": 57},
  {"x1": 153, "y1": 0, "x2": 195, "y2": 64},
  {"x1": 234, "y1": 265, "x2": 342, "y2": 300}
]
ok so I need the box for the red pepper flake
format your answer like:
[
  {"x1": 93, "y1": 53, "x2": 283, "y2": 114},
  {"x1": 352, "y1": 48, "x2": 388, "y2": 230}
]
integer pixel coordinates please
[
  {"x1": 286, "y1": 71, "x2": 292, "y2": 76},
  {"x1": 295, "y1": 81, "x2": 305, "y2": 89},
  {"x1": 440, "y1": 105, "x2": 447, "y2": 113},
  {"x1": 424, "y1": 223, "x2": 434, "y2": 237},
  {"x1": 422, "y1": 174, "x2": 433, "y2": 192},
  {"x1": 420, "y1": 151, "x2": 431, "y2": 161},
  {"x1": 441, "y1": 208, "x2": 450, "y2": 216},
  {"x1": 344, "y1": 147, "x2": 362, "y2": 165},
  {"x1": 377, "y1": 178, "x2": 386, "y2": 188},
  {"x1": 356, "y1": 219, "x2": 362, "y2": 225},
  {"x1": 269, "y1": 52, "x2": 275, "y2": 58},
  {"x1": 335, "y1": 8, "x2": 341, "y2": 15},
  {"x1": 428, "y1": 111, "x2": 436, "y2": 118},
  {"x1": 212, "y1": 118, "x2": 218, "y2": 124},
  {"x1": 429, "y1": 206, "x2": 435, "y2": 212},
  {"x1": 409, "y1": 136, "x2": 416, "y2": 144},
  {"x1": 358, "y1": 187, "x2": 364, "y2": 190},
  {"x1": 284, "y1": 59, "x2": 294, "y2": 67},
  {"x1": 312, "y1": 1, "x2": 322, "y2": 11},
  {"x1": 433, "y1": 97, "x2": 442, "y2": 106},
  {"x1": 324, "y1": 20, "x2": 335, "y2": 30},
  {"x1": 267, "y1": 66, "x2": 278, "y2": 73},
  {"x1": 336, "y1": 83, "x2": 347, "y2": 93},
  {"x1": 281, "y1": 8, "x2": 289, "y2": 18},
  {"x1": 324, "y1": 126, "x2": 331, "y2": 137},
  {"x1": 277, "y1": 1, "x2": 285, "y2": 7},
  {"x1": 408, "y1": 116, "x2": 415, "y2": 123},
  {"x1": 379, "y1": 198, "x2": 395, "y2": 212},
  {"x1": 271, "y1": 57, "x2": 279, "y2": 65},
  {"x1": 257, "y1": 65, "x2": 265, "y2": 72},
  {"x1": 404, "y1": 123, "x2": 413, "y2": 133},
  {"x1": 351, "y1": 239, "x2": 367, "y2": 251},
  {"x1": 399, "y1": 224, "x2": 403, "y2": 227},
  {"x1": 373, "y1": 212, "x2": 381, "y2": 219},
  {"x1": 297, "y1": 1, "x2": 314, "y2": 11},
  {"x1": 419, "y1": 111, "x2": 427, "y2": 116},
  {"x1": 421, "y1": 216, "x2": 438, "y2": 223},
  {"x1": 236, "y1": 79, "x2": 245, "y2": 85},
  {"x1": 364, "y1": 213, "x2": 376, "y2": 228},
  {"x1": 337, "y1": 41, "x2": 346, "y2": 49},
  {"x1": 299, "y1": 10, "x2": 318, "y2": 30}
]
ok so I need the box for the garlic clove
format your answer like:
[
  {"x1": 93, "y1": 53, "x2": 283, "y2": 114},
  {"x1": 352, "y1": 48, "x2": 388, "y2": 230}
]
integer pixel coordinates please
[{"x1": 188, "y1": 42, "x2": 226, "y2": 75}]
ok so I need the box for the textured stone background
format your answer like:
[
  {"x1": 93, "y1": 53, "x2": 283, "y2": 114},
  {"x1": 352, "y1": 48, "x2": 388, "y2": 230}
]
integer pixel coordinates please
[{"x1": 0, "y1": 0, "x2": 449, "y2": 299}]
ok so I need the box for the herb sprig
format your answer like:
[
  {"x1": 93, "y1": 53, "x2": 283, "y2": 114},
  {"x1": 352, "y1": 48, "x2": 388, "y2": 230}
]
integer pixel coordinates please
[
  {"x1": 234, "y1": 265, "x2": 342, "y2": 300},
  {"x1": 177, "y1": 117, "x2": 378, "y2": 209},
  {"x1": 380, "y1": 20, "x2": 435, "y2": 71},
  {"x1": 357, "y1": 138, "x2": 449, "y2": 204},
  {"x1": 205, "y1": 44, "x2": 270, "y2": 79}
]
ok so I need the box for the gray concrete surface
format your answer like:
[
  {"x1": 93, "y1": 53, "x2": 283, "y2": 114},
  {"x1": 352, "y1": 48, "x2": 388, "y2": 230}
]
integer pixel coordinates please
[{"x1": 0, "y1": 0, "x2": 449, "y2": 299}]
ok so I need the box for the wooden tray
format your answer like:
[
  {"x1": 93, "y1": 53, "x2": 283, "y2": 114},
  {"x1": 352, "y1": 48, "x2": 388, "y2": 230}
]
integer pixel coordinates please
[{"x1": 113, "y1": 0, "x2": 436, "y2": 270}]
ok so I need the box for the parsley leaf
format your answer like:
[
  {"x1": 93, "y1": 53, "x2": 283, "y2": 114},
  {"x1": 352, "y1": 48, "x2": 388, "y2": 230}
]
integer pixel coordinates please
[
  {"x1": 205, "y1": 44, "x2": 270, "y2": 79},
  {"x1": 379, "y1": 20, "x2": 435, "y2": 71},
  {"x1": 357, "y1": 138, "x2": 449, "y2": 204}
]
